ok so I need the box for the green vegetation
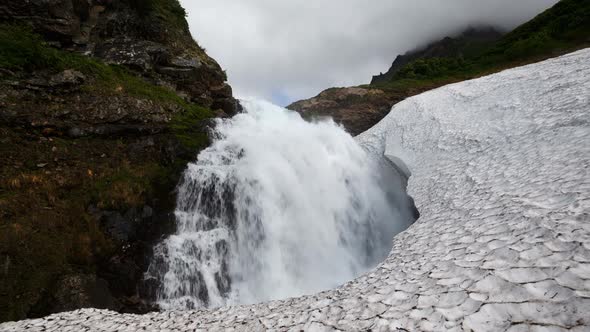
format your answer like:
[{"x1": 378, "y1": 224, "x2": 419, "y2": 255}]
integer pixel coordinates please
[
  {"x1": 374, "y1": 0, "x2": 590, "y2": 87},
  {"x1": 1, "y1": 25, "x2": 181, "y2": 103},
  {"x1": 91, "y1": 164, "x2": 158, "y2": 210},
  {"x1": 170, "y1": 105, "x2": 212, "y2": 152},
  {"x1": 484, "y1": 0, "x2": 590, "y2": 62},
  {"x1": 127, "y1": 0, "x2": 188, "y2": 31},
  {"x1": 393, "y1": 57, "x2": 468, "y2": 81},
  {"x1": 0, "y1": 24, "x2": 117, "y2": 76}
]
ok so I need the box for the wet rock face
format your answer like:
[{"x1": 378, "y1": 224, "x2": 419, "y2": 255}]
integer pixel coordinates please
[
  {"x1": 50, "y1": 274, "x2": 117, "y2": 314},
  {"x1": 94, "y1": 204, "x2": 176, "y2": 314},
  {"x1": 0, "y1": 0, "x2": 237, "y2": 116}
]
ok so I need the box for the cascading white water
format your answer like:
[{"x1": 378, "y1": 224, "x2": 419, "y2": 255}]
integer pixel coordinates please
[{"x1": 145, "y1": 99, "x2": 416, "y2": 310}]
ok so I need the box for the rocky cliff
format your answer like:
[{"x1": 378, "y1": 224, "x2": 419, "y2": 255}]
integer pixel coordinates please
[{"x1": 0, "y1": 0, "x2": 236, "y2": 322}]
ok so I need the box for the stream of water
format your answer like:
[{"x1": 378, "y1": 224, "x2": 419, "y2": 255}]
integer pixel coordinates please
[{"x1": 145, "y1": 99, "x2": 415, "y2": 309}]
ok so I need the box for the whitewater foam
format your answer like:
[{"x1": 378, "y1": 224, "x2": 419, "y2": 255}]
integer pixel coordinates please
[{"x1": 145, "y1": 99, "x2": 415, "y2": 309}]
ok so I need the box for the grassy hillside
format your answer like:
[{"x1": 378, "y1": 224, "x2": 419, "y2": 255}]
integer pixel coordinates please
[
  {"x1": 375, "y1": 0, "x2": 590, "y2": 87},
  {"x1": 371, "y1": 27, "x2": 503, "y2": 85}
]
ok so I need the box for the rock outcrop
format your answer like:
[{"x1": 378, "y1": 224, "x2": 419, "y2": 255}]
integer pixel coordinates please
[
  {"x1": 288, "y1": 85, "x2": 439, "y2": 136},
  {"x1": 0, "y1": 0, "x2": 237, "y2": 115},
  {"x1": 0, "y1": 0, "x2": 235, "y2": 322}
]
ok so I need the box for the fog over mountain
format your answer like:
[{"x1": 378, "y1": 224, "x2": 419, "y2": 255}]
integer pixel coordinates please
[{"x1": 180, "y1": 0, "x2": 558, "y2": 106}]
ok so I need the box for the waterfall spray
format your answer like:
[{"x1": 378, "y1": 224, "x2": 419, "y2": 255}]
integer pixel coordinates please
[{"x1": 145, "y1": 99, "x2": 415, "y2": 309}]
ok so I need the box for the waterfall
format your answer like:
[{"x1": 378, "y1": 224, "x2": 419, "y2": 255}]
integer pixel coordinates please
[{"x1": 144, "y1": 99, "x2": 416, "y2": 310}]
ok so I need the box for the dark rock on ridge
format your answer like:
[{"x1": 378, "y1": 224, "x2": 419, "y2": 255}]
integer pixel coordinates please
[{"x1": 371, "y1": 27, "x2": 503, "y2": 85}]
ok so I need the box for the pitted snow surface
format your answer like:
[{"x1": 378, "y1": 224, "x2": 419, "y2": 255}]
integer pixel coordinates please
[{"x1": 2, "y1": 49, "x2": 589, "y2": 332}]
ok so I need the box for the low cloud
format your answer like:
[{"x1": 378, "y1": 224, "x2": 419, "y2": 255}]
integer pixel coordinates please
[{"x1": 180, "y1": 0, "x2": 558, "y2": 105}]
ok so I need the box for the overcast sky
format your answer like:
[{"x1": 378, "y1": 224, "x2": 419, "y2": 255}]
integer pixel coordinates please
[{"x1": 180, "y1": 0, "x2": 558, "y2": 106}]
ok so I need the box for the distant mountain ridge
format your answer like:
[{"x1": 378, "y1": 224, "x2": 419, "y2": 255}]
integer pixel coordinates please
[
  {"x1": 371, "y1": 27, "x2": 503, "y2": 85},
  {"x1": 289, "y1": 0, "x2": 590, "y2": 136}
]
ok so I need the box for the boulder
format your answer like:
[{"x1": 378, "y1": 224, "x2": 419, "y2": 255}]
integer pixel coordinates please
[{"x1": 49, "y1": 70, "x2": 86, "y2": 87}]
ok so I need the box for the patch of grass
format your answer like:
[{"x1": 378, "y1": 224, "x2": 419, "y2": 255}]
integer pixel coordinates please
[
  {"x1": 391, "y1": 57, "x2": 468, "y2": 81},
  {"x1": 368, "y1": 77, "x2": 462, "y2": 98},
  {"x1": 90, "y1": 164, "x2": 158, "y2": 210},
  {"x1": 127, "y1": 0, "x2": 188, "y2": 31},
  {"x1": 169, "y1": 104, "x2": 212, "y2": 152},
  {"x1": 0, "y1": 25, "x2": 58, "y2": 72},
  {"x1": 0, "y1": 24, "x2": 105, "y2": 75},
  {"x1": 482, "y1": 0, "x2": 590, "y2": 63},
  {"x1": 0, "y1": 219, "x2": 69, "y2": 321},
  {"x1": 84, "y1": 64, "x2": 189, "y2": 105}
]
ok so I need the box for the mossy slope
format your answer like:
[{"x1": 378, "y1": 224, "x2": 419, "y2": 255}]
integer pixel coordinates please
[{"x1": 0, "y1": 5, "x2": 220, "y2": 321}]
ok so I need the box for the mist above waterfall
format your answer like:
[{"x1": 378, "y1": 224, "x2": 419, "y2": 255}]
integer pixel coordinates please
[{"x1": 145, "y1": 99, "x2": 416, "y2": 309}]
